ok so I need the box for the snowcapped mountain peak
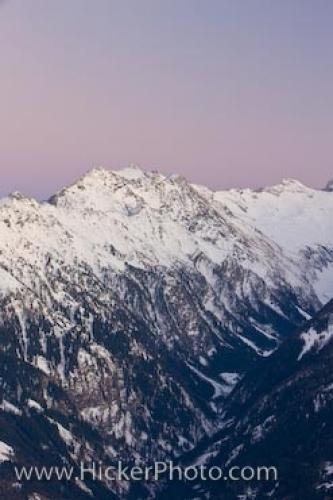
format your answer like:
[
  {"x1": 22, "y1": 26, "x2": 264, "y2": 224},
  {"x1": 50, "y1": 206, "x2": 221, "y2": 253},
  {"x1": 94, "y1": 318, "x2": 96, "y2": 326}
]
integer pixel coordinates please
[
  {"x1": 81, "y1": 164, "x2": 147, "y2": 182},
  {"x1": 265, "y1": 178, "x2": 310, "y2": 194},
  {"x1": 1, "y1": 165, "x2": 332, "y2": 301},
  {"x1": 48, "y1": 165, "x2": 200, "y2": 217},
  {"x1": 114, "y1": 164, "x2": 146, "y2": 180},
  {"x1": 8, "y1": 191, "x2": 26, "y2": 201},
  {"x1": 74, "y1": 166, "x2": 122, "y2": 188},
  {"x1": 49, "y1": 166, "x2": 167, "y2": 208},
  {"x1": 79, "y1": 164, "x2": 158, "y2": 185},
  {"x1": 0, "y1": 166, "x2": 332, "y2": 500},
  {"x1": 48, "y1": 167, "x2": 118, "y2": 207},
  {"x1": 82, "y1": 165, "x2": 115, "y2": 179},
  {"x1": 7, "y1": 191, "x2": 39, "y2": 205},
  {"x1": 0, "y1": 191, "x2": 39, "y2": 212},
  {"x1": 281, "y1": 177, "x2": 305, "y2": 187}
]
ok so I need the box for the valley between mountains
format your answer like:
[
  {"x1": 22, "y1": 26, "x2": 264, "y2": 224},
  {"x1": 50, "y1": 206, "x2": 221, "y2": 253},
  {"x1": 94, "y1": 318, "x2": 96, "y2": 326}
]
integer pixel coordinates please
[{"x1": 0, "y1": 167, "x2": 332, "y2": 499}]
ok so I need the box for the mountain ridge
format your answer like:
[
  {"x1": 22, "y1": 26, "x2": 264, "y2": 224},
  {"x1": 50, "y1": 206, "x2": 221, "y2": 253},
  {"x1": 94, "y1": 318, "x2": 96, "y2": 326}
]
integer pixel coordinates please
[{"x1": 0, "y1": 166, "x2": 332, "y2": 498}]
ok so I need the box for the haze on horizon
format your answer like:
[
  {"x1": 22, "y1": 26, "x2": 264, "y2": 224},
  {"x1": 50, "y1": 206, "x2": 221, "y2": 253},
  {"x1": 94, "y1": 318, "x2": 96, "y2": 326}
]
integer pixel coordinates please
[{"x1": 0, "y1": 0, "x2": 332, "y2": 199}]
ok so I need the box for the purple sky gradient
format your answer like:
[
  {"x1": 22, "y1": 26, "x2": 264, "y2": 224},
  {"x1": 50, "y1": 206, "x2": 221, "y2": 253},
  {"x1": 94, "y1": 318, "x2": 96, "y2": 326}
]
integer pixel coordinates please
[{"x1": 0, "y1": 0, "x2": 332, "y2": 199}]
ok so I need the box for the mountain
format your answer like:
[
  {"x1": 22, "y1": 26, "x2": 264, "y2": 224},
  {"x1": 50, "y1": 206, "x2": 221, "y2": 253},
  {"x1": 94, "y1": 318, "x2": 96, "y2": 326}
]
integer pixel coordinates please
[
  {"x1": 203, "y1": 178, "x2": 333, "y2": 304},
  {"x1": 0, "y1": 167, "x2": 332, "y2": 498},
  {"x1": 162, "y1": 299, "x2": 333, "y2": 499}
]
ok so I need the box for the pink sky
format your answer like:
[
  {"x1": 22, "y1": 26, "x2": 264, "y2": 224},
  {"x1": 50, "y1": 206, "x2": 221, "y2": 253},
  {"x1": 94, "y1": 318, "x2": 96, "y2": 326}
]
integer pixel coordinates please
[{"x1": 0, "y1": 0, "x2": 332, "y2": 198}]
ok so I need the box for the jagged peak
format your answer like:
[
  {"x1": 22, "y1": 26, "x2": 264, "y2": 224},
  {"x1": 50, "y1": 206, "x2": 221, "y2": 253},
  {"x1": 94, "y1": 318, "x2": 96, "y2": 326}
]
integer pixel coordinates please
[
  {"x1": 215, "y1": 178, "x2": 312, "y2": 198},
  {"x1": 79, "y1": 166, "x2": 116, "y2": 182},
  {"x1": 48, "y1": 165, "x2": 193, "y2": 207},
  {"x1": 6, "y1": 191, "x2": 39, "y2": 207},
  {"x1": 263, "y1": 178, "x2": 311, "y2": 194},
  {"x1": 80, "y1": 164, "x2": 148, "y2": 183},
  {"x1": 9, "y1": 191, "x2": 26, "y2": 200},
  {"x1": 48, "y1": 166, "x2": 323, "y2": 214},
  {"x1": 114, "y1": 164, "x2": 146, "y2": 180},
  {"x1": 67, "y1": 165, "x2": 147, "y2": 188},
  {"x1": 281, "y1": 178, "x2": 305, "y2": 187},
  {"x1": 48, "y1": 167, "x2": 117, "y2": 205}
]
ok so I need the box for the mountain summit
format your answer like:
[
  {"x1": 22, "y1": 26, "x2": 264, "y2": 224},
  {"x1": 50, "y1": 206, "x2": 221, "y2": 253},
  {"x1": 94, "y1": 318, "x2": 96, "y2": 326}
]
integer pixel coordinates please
[{"x1": 0, "y1": 167, "x2": 332, "y2": 498}]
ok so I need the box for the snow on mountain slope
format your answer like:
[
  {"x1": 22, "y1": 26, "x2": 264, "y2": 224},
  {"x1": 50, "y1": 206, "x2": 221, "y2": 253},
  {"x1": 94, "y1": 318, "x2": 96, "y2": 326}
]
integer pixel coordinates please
[
  {"x1": 48, "y1": 166, "x2": 275, "y2": 269},
  {"x1": 0, "y1": 169, "x2": 327, "y2": 277},
  {"x1": 161, "y1": 299, "x2": 333, "y2": 500},
  {"x1": 0, "y1": 167, "x2": 325, "y2": 381},
  {"x1": 209, "y1": 179, "x2": 333, "y2": 302},
  {"x1": 0, "y1": 167, "x2": 331, "y2": 498},
  {"x1": 214, "y1": 179, "x2": 331, "y2": 251},
  {"x1": 0, "y1": 167, "x2": 319, "y2": 346}
]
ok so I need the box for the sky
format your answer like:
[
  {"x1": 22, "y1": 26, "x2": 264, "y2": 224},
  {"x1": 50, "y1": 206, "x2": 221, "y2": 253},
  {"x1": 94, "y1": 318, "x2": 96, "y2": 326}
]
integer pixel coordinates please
[{"x1": 0, "y1": 0, "x2": 332, "y2": 199}]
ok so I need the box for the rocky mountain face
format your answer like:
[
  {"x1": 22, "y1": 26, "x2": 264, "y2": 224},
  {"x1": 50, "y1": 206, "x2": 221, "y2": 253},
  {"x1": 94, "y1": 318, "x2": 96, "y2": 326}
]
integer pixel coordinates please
[
  {"x1": 0, "y1": 167, "x2": 332, "y2": 498},
  {"x1": 163, "y1": 299, "x2": 333, "y2": 500}
]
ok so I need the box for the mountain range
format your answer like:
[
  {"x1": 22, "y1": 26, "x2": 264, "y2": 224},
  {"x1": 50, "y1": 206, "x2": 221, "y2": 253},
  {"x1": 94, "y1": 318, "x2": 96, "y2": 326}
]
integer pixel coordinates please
[{"x1": 0, "y1": 166, "x2": 332, "y2": 499}]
